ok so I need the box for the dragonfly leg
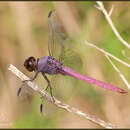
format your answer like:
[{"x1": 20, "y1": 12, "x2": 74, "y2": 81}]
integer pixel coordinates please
[
  {"x1": 17, "y1": 87, "x2": 22, "y2": 96},
  {"x1": 48, "y1": 83, "x2": 55, "y2": 103},
  {"x1": 42, "y1": 73, "x2": 55, "y2": 103},
  {"x1": 40, "y1": 96, "x2": 44, "y2": 113},
  {"x1": 45, "y1": 84, "x2": 49, "y2": 91},
  {"x1": 17, "y1": 84, "x2": 24, "y2": 96},
  {"x1": 17, "y1": 82, "x2": 28, "y2": 97},
  {"x1": 23, "y1": 71, "x2": 39, "y2": 83}
]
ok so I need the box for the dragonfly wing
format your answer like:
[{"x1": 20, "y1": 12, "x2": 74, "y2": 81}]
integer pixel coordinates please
[
  {"x1": 18, "y1": 84, "x2": 33, "y2": 101},
  {"x1": 48, "y1": 10, "x2": 67, "y2": 61},
  {"x1": 48, "y1": 10, "x2": 83, "y2": 71},
  {"x1": 61, "y1": 41, "x2": 83, "y2": 72}
]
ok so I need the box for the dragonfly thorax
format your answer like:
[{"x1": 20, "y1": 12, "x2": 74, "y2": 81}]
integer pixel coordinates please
[{"x1": 37, "y1": 56, "x2": 62, "y2": 75}]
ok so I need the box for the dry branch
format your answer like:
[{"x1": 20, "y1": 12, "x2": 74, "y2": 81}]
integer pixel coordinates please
[
  {"x1": 8, "y1": 64, "x2": 117, "y2": 128},
  {"x1": 85, "y1": 40, "x2": 130, "y2": 68},
  {"x1": 96, "y1": 1, "x2": 130, "y2": 49}
]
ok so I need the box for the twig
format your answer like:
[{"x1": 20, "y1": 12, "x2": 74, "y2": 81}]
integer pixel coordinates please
[
  {"x1": 108, "y1": 4, "x2": 114, "y2": 17},
  {"x1": 122, "y1": 50, "x2": 130, "y2": 60},
  {"x1": 8, "y1": 64, "x2": 117, "y2": 128},
  {"x1": 85, "y1": 40, "x2": 130, "y2": 68},
  {"x1": 105, "y1": 55, "x2": 130, "y2": 90},
  {"x1": 96, "y1": 1, "x2": 130, "y2": 49}
]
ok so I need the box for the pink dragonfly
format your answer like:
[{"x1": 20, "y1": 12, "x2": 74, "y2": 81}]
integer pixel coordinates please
[{"x1": 19, "y1": 10, "x2": 127, "y2": 105}]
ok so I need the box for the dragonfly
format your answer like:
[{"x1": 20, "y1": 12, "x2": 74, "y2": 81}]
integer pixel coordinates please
[{"x1": 18, "y1": 10, "x2": 127, "y2": 108}]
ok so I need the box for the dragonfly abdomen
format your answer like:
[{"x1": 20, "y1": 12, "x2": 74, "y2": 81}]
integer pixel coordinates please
[{"x1": 61, "y1": 66, "x2": 127, "y2": 94}]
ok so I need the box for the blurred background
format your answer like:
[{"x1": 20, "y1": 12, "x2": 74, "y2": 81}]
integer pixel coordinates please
[{"x1": 0, "y1": 1, "x2": 130, "y2": 128}]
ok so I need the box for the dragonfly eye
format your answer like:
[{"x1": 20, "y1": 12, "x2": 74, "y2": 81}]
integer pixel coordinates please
[{"x1": 24, "y1": 56, "x2": 37, "y2": 72}]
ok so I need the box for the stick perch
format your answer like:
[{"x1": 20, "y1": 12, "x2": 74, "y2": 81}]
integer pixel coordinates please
[{"x1": 8, "y1": 64, "x2": 117, "y2": 128}]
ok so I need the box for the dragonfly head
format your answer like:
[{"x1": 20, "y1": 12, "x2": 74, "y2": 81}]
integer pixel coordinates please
[{"x1": 24, "y1": 56, "x2": 37, "y2": 72}]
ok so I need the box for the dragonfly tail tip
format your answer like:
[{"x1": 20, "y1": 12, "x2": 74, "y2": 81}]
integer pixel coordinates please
[{"x1": 119, "y1": 89, "x2": 127, "y2": 94}]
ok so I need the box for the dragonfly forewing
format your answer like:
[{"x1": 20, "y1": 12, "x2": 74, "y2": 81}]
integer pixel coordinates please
[
  {"x1": 48, "y1": 10, "x2": 83, "y2": 71},
  {"x1": 48, "y1": 10, "x2": 67, "y2": 61}
]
